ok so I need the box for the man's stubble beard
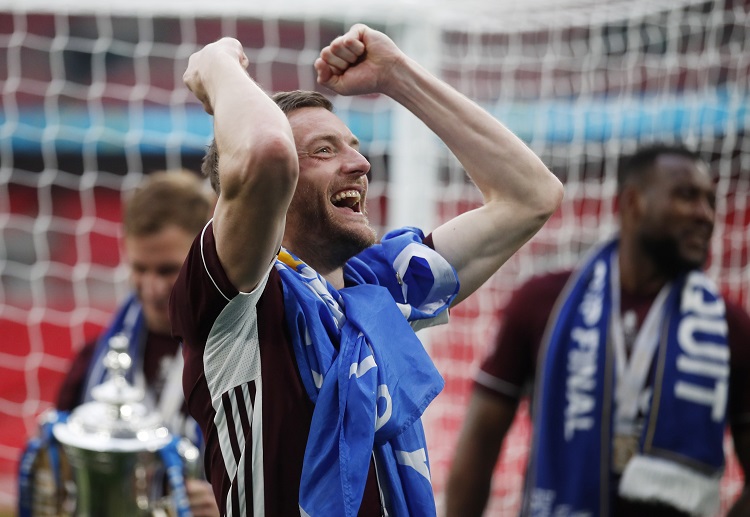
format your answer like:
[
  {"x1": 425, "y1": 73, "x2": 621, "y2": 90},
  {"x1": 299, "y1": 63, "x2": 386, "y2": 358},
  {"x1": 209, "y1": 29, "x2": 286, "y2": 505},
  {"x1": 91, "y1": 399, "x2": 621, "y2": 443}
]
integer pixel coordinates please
[
  {"x1": 328, "y1": 222, "x2": 377, "y2": 269},
  {"x1": 638, "y1": 230, "x2": 706, "y2": 278},
  {"x1": 288, "y1": 193, "x2": 377, "y2": 272}
]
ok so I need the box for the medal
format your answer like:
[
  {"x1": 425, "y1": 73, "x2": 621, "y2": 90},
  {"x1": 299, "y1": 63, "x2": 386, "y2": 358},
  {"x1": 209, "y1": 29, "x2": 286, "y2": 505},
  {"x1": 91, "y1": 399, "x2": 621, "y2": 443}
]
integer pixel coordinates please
[{"x1": 613, "y1": 433, "x2": 639, "y2": 473}]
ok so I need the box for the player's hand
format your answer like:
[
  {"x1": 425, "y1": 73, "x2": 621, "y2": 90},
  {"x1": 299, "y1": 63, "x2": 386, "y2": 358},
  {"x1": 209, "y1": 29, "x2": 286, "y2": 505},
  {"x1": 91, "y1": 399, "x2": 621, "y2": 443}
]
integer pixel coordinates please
[
  {"x1": 183, "y1": 38, "x2": 249, "y2": 116},
  {"x1": 185, "y1": 478, "x2": 220, "y2": 517},
  {"x1": 314, "y1": 24, "x2": 404, "y2": 97}
]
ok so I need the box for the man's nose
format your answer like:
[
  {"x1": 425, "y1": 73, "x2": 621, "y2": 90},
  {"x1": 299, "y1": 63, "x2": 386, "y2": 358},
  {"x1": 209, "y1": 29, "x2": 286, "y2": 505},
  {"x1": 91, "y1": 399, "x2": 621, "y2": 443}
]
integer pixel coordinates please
[
  {"x1": 141, "y1": 273, "x2": 172, "y2": 298},
  {"x1": 342, "y1": 147, "x2": 371, "y2": 177}
]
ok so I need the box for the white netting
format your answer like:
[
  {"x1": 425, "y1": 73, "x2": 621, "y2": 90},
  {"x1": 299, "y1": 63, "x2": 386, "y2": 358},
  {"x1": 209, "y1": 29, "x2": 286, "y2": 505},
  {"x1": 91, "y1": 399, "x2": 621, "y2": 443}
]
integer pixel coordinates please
[{"x1": 0, "y1": 1, "x2": 747, "y2": 514}]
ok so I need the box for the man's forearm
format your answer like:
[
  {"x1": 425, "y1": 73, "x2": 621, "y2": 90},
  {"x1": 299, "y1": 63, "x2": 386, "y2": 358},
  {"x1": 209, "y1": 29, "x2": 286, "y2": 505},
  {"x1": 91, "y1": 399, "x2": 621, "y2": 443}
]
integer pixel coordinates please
[{"x1": 381, "y1": 54, "x2": 559, "y2": 210}]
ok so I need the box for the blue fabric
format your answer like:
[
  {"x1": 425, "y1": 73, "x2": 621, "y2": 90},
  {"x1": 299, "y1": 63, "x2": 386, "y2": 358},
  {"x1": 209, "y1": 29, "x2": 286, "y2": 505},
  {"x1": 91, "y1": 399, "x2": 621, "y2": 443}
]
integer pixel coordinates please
[
  {"x1": 17, "y1": 410, "x2": 69, "y2": 517},
  {"x1": 644, "y1": 272, "x2": 727, "y2": 467},
  {"x1": 524, "y1": 239, "x2": 728, "y2": 516},
  {"x1": 158, "y1": 437, "x2": 193, "y2": 517},
  {"x1": 275, "y1": 228, "x2": 458, "y2": 517},
  {"x1": 346, "y1": 227, "x2": 460, "y2": 320},
  {"x1": 81, "y1": 293, "x2": 145, "y2": 403},
  {"x1": 17, "y1": 437, "x2": 41, "y2": 517}
]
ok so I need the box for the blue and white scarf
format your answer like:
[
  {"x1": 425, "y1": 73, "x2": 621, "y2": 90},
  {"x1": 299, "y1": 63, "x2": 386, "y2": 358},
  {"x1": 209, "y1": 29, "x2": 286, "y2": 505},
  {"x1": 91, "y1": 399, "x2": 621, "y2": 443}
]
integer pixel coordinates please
[
  {"x1": 524, "y1": 238, "x2": 728, "y2": 517},
  {"x1": 275, "y1": 227, "x2": 459, "y2": 517},
  {"x1": 81, "y1": 293, "x2": 145, "y2": 403}
]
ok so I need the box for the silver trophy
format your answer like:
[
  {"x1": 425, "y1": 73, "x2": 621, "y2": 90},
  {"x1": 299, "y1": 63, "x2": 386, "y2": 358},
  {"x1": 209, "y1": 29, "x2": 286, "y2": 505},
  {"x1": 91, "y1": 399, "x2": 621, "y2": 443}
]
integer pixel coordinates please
[{"x1": 52, "y1": 334, "x2": 199, "y2": 516}]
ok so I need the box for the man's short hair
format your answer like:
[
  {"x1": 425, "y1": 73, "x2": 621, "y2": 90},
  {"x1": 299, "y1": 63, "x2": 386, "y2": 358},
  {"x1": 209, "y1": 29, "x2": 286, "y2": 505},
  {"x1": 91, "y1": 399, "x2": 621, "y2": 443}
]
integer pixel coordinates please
[
  {"x1": 271, "y1": 90, "x2": 333, "y2": 115},
  {"x1": 123, "y1": 169, "x2": 215, "y2": 238},
  {"x1": 617, "y1": 143, "x2": 703, "y2": 195},
  {"x1": 201, "y1": 90, "x2": 333, "y2": 195}
]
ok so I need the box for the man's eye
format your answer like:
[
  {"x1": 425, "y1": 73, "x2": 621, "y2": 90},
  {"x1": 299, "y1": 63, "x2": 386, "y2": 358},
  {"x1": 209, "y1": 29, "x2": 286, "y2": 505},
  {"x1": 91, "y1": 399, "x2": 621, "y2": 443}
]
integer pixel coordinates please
[
  {"x1": 675, "y1": 187, "x2": 696, "y2": 199},
  {"x1": 316, "y1": 147, "x2": 332, "y2": 154}
]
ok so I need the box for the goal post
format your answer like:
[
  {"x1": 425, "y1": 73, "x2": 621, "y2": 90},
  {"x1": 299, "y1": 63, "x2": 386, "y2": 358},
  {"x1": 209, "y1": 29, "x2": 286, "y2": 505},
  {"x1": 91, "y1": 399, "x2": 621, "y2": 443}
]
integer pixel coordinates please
[{"x1": 0, "y1": 1, "x2": 748, "y2": 514}]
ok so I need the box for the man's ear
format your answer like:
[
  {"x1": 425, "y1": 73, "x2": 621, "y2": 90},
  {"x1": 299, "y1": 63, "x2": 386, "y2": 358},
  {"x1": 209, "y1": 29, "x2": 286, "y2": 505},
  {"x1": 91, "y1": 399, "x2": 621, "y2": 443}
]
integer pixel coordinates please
[
  {"x1": 617, "y1": 185, "x2": 643, "y2": 215},
  {"x1": 617, "y1": 185, "x2": 644, "y2": 225}
]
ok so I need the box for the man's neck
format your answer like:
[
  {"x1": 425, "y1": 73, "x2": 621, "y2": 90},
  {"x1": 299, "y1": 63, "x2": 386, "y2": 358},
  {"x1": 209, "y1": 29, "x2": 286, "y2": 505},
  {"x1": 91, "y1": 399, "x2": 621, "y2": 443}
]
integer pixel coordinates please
[
  {"x1": 283, "y1": 241, "x2": 347, "y2": 289},
  {"x1": 323, "y1": 269, "x2": 345, "y2": 290}
]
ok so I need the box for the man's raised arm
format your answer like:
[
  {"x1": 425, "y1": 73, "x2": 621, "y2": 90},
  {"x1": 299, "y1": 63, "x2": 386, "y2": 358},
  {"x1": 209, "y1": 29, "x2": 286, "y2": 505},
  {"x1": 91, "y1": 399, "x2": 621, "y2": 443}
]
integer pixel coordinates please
[
  {"x1": 184, "y1": 38, "x2": 299, "y2": 292},
  {"x1": 316, "y1": 24, "x2": 563, "y2": 304}
]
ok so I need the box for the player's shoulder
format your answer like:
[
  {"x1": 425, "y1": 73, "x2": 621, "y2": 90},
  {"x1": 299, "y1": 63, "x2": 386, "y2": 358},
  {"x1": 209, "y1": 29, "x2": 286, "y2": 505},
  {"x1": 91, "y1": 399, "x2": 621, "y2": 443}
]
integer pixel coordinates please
[
  {"x1": 503, "y1": 270, "x2": 572, "y2": 316},
  {"x1": 517, "y1": 269, "x2": 572, "y2": 297}
]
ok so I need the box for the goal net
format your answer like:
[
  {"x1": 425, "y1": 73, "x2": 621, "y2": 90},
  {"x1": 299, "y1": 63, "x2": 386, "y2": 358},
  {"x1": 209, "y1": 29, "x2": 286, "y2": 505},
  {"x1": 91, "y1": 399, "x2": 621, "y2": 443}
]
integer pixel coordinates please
[{"x1": 1, "y1": 0, "x2": 747, "y2": 514}]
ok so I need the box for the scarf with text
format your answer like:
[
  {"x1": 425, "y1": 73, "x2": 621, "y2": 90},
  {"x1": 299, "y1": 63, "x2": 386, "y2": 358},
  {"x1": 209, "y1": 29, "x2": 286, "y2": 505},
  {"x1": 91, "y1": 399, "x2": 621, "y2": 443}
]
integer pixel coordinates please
[
  {"x1": 275, "y1": 227, "x2": 459, "y2": 517},
  {"x1": 524, "y1": 239, "x2": 728, "y2": 517}
]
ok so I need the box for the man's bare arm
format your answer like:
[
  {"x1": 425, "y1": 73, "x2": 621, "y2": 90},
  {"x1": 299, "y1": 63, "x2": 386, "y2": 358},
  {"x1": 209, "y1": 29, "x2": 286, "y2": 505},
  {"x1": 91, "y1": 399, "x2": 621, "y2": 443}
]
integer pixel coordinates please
[
  {"x1": 316, "y1": 24, "x2": 563, "y2": 304},
  {"x1": 445, "y1": 391, "x2": 519, "y2": 517},
  {"x1": 184, "y1": 38, "x2": 298, "y2": 292}
]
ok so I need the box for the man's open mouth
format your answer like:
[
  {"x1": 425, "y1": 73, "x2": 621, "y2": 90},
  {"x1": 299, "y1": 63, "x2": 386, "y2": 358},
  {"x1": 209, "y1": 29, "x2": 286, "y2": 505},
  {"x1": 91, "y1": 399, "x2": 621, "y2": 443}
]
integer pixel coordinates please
[{"x1": 331, "y1": 190, "x2": 362, "y2": 213}]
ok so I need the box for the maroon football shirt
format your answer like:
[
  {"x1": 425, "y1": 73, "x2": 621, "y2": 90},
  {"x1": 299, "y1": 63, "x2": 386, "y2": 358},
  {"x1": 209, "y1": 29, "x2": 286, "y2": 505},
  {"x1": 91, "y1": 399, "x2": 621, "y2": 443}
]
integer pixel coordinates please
[{"x1": 170, "y1": 223, "x2": 382, "y2": 516}]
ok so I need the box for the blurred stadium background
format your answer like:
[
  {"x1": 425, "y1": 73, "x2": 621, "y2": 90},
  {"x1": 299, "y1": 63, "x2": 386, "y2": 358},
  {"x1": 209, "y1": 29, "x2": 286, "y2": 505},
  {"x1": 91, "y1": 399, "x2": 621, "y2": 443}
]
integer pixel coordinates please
[{"x1": 1, "y1": 0, "x2": 748, "y2": 515}]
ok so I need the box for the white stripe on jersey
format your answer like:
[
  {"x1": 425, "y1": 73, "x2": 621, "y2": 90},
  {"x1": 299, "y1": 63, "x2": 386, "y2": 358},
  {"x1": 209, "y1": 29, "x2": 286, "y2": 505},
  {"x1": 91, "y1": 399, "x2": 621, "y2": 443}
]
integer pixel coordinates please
[
  {"x1": 219, "y1": 383, "x2": 255, "y2": 517},
  {"x1": 229, "y1": 387, "x2": 246, "y2": 455},
  {"x1": 214, "y1": 399, "x2": 238, "y2": 481},
  {"x1": 251, "y1": 377, "x2": 265, "y2": 516},
  {"x1": 235, "y1": 443, "x2": 248, "y2": 517}
]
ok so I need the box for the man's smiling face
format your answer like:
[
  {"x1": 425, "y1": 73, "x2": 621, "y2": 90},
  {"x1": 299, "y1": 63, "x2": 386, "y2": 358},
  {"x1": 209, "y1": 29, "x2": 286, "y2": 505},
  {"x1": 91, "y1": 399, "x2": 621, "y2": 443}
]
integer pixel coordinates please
[
  {"x1": 634, "y1": 153, "x2": 716, "y2": 275},
  {"x1": 283, "y1": 107, "x2": 376, "y2": 270}
]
